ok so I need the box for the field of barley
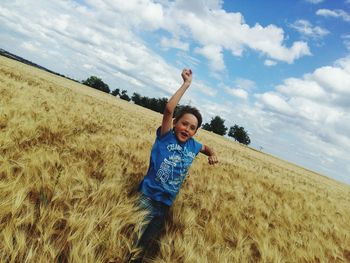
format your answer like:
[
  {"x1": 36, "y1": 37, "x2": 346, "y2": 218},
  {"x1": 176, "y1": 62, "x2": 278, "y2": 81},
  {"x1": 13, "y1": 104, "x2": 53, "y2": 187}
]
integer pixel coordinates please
[{"x1": 1, "y1": 55, "x2": 350, "y2": 263}]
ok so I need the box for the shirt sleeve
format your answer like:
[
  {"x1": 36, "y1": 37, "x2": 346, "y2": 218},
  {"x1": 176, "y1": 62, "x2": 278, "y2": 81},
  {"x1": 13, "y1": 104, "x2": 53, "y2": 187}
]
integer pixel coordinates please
[
  {"x1": 156, "y1": 126, "x2": 172, "y2": 141},
  {"x1": 193, "y1": 139, "x2": 202, "y2": 156}
]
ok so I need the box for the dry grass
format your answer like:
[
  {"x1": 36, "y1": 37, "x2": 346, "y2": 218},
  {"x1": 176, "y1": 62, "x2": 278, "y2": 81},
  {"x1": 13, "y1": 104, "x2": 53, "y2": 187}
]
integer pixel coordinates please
[{"x1": 1, "y1": 55, "x2": 350, "y2": 263}]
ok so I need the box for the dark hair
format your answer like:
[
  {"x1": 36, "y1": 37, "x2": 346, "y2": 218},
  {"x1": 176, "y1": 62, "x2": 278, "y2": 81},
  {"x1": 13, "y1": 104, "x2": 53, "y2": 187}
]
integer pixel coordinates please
[{"x1": 174, "y1": 105, "x2": 202, "y2": 129}]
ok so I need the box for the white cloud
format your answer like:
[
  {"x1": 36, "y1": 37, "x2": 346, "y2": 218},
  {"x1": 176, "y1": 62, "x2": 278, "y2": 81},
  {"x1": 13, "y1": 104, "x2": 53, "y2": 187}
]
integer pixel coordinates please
[
  {"x1": 276, "y1": 78, "x2": 327, "y2": 100},
  {"x1": 83, "y1": 64, "x2": 94, "y2": 70},
  {"x1": 223, "y1": 78, "x2": 255, "y2": 99},
  {"x1": 175, "y1": 51, "x2": 201, "y2": 69},
  {"x1": 312, "y1": 65, "x2": 350, "y2": 95},
  {"x1": 192, "y1": 82, "x2": 217, "y2": 97},
  {"x1": 195, "y1": 45, "x2": 225, "y2": 71},
  {"x1": 234, "y1": 78, "x2": 256, "y2": 90},
  {"x1": 264, "y1": 59, "x2": 277, "y2": 66},
  {"x1": 86, "y1": 0, "x2": 165, "y2": 30},
  {"x1": 199, "y1": 100, "x2": 233, "y2": 121},
  {"x1": 316, "y1": 9, "x2": 350, "y2": 22},
  {"x1": 113, "y1": 71, "x2": 145, "y2": 88},
  {"x1": 185, "y1": 12, "x2": 311, "y2": 67},
  {"x1": 341, "y1": 34, "x2": 350, "y2": 50},
  {"x1": 251, "y1": 57, "x2": 350, "y2": 184},
  {"x1": 258, "y1": 92, "x2": 295, "y2": 115},
  {"x1": 290, "y1": 97, "x2": 341, "y2": 123},
  {"x1": 336, "y1": 56, "x2": 350, "y2": 72},
  {"x1": 289, "y1": 19, "x2": 329, "y2": 38},
  {"x1": 21, "y1": 41, "x2": 40, "y2": 52},
  {"x1": 0, "y1": 0, "x2": 312, "y2": 79},
  {"x1": 160, "y1": 37, "x2": 189, "y2": 51},
  {"x1": 257, "y1": 56, "x2": 350, "y2": 154},
  {"x1": 243, "y1": 24, "x2": 311, "y2": 63},
  {"x1": 0, "y1": 0, "x2": 190, "y2": 97},
  {"x1": 225, "y1": 87, "x2": 248, "y2": 99},
  {"x1": 305, "y1": 0, "x2": 324, "y2": 4},
  {"x1": 174, "y1": 53, "x2": 202, "y2": 76},
  {"x1": 124, "y1": 0, "x2": 311, "y2": 69},
  {"x1": 173, "y1": 0, "x2": 224, "y2": 15}
]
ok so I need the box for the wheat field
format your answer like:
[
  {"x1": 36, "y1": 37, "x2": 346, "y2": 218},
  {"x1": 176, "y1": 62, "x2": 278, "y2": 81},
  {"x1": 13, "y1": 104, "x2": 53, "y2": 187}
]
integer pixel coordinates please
[{"x1": 0, "y1": 55, "x2": 350, "y2": 263}]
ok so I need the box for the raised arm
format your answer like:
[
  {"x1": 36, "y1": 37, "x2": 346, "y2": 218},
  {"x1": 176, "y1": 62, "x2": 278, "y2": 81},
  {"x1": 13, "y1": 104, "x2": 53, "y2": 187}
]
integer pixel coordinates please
[
  {"x1": 160, "y1": 69, "x2": 192, "y2": 136},
  {"x1": 200, "y1": 144, "x2": 218, "y2": 165}
]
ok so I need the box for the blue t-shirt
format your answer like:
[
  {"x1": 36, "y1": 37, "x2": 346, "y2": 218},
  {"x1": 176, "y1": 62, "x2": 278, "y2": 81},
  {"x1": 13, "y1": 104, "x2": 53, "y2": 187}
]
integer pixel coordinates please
[{"x1": 139, "y1": 127, "x2": 202, "y2": 206}]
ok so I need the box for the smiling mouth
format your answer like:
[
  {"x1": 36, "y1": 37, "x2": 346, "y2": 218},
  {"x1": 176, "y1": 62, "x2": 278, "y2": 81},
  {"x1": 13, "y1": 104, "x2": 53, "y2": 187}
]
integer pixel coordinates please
[{"x1": 180, "y1": 132, "x2": 188, "y2": 138}]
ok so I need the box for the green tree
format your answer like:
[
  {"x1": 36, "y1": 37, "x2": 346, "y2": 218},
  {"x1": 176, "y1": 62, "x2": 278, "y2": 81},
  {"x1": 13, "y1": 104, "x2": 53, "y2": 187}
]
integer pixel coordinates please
[
  {"x1": 120, "y1": 90, "x2": 131, "y2": 101},
  {"x1": 157, "y1": 98, "x2": 168, "y2": 113},
  {"x1": 132, "y1": 93, "x2": 168, "y2": 113},
  {"x1": 202, "y1": 123, "x2": 211, "y2": 131},
  {"x1": 202, "y1": 116, "x2": 227, "y2": 136},
  {"x1": 82, "y1": 76, "x2": 110, "y2": 93},
  {"x1": 131, "y1": 92, "x2": 142, "y2": 104},
  {"x1": 111, "y1": 88, "x2": 120, "y2": 96},
  {"x1": 228, "y1": 124, "x2": 251, "y2": 145}
]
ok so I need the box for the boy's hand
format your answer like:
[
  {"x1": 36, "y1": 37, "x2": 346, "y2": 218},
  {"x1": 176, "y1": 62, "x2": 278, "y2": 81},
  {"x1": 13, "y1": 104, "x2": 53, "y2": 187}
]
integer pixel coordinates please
[
  {"x1": 200, "y1": 144, "x2": 218, "y2": 165},
  {"x1": 208, "y1": 154, "x2": 218, "y2": 165},
  {"x1": 181, "y1": 68, "x2": 192, "y2": 85}
]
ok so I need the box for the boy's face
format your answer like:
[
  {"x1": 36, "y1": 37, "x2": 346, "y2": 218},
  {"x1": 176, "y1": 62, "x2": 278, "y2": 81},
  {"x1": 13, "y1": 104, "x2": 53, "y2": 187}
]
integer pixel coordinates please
[{"x1": 173, "y1": 113, "x2": 198, "y2": 143}]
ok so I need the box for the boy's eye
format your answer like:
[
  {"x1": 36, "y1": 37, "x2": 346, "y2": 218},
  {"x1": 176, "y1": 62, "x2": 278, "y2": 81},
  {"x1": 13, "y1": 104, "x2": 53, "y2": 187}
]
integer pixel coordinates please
[{"x1": 181, "y1": 121, "x2": 196, "y2": 130}]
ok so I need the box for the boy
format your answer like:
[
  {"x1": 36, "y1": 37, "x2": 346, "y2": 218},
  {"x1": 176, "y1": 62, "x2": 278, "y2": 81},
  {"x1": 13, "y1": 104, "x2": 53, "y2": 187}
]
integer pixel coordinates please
[{"x1": 130, "y1": 69, "x2": 218, "y2": 262}]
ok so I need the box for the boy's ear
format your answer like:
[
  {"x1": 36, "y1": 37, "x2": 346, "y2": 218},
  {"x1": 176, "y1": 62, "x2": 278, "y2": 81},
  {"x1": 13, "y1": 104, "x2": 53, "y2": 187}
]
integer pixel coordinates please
[{"x1": 172, "y1": 118, "x2": 177, "y2": 126}]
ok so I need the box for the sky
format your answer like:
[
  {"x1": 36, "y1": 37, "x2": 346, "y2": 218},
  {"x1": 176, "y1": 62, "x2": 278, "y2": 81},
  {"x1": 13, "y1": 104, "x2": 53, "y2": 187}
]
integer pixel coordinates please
[{"x1": 1, "y1": 0, "x2": 350, "y2": 185}]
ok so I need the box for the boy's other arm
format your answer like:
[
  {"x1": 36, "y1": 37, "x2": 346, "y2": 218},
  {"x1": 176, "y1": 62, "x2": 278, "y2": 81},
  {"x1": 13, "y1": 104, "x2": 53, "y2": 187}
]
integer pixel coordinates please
[
  {"x1": 160, "y1": 69, "x2": 192, "y2": 136},
  {"x1": 200, "y1": 144, "x2": 218, "y2": 165}
]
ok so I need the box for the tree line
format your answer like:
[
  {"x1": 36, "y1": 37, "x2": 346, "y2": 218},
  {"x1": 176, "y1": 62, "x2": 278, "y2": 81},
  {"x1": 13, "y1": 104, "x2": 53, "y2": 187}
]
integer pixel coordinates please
[{"x1": 82, "y1": 75, "x2": 251, "y2": 145}]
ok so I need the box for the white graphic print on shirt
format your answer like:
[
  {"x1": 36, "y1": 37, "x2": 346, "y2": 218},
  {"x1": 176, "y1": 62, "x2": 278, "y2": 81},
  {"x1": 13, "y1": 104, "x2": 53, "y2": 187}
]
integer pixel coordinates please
[{"x1": 155, "y1": 144, "x2": 195, "y2": 193}]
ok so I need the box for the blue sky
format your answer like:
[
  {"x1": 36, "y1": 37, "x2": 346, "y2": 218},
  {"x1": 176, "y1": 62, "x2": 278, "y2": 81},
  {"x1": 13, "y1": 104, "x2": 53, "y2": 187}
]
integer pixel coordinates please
[{"x1": 1, "y1": 0, "x2": 350, "y2": 184}]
